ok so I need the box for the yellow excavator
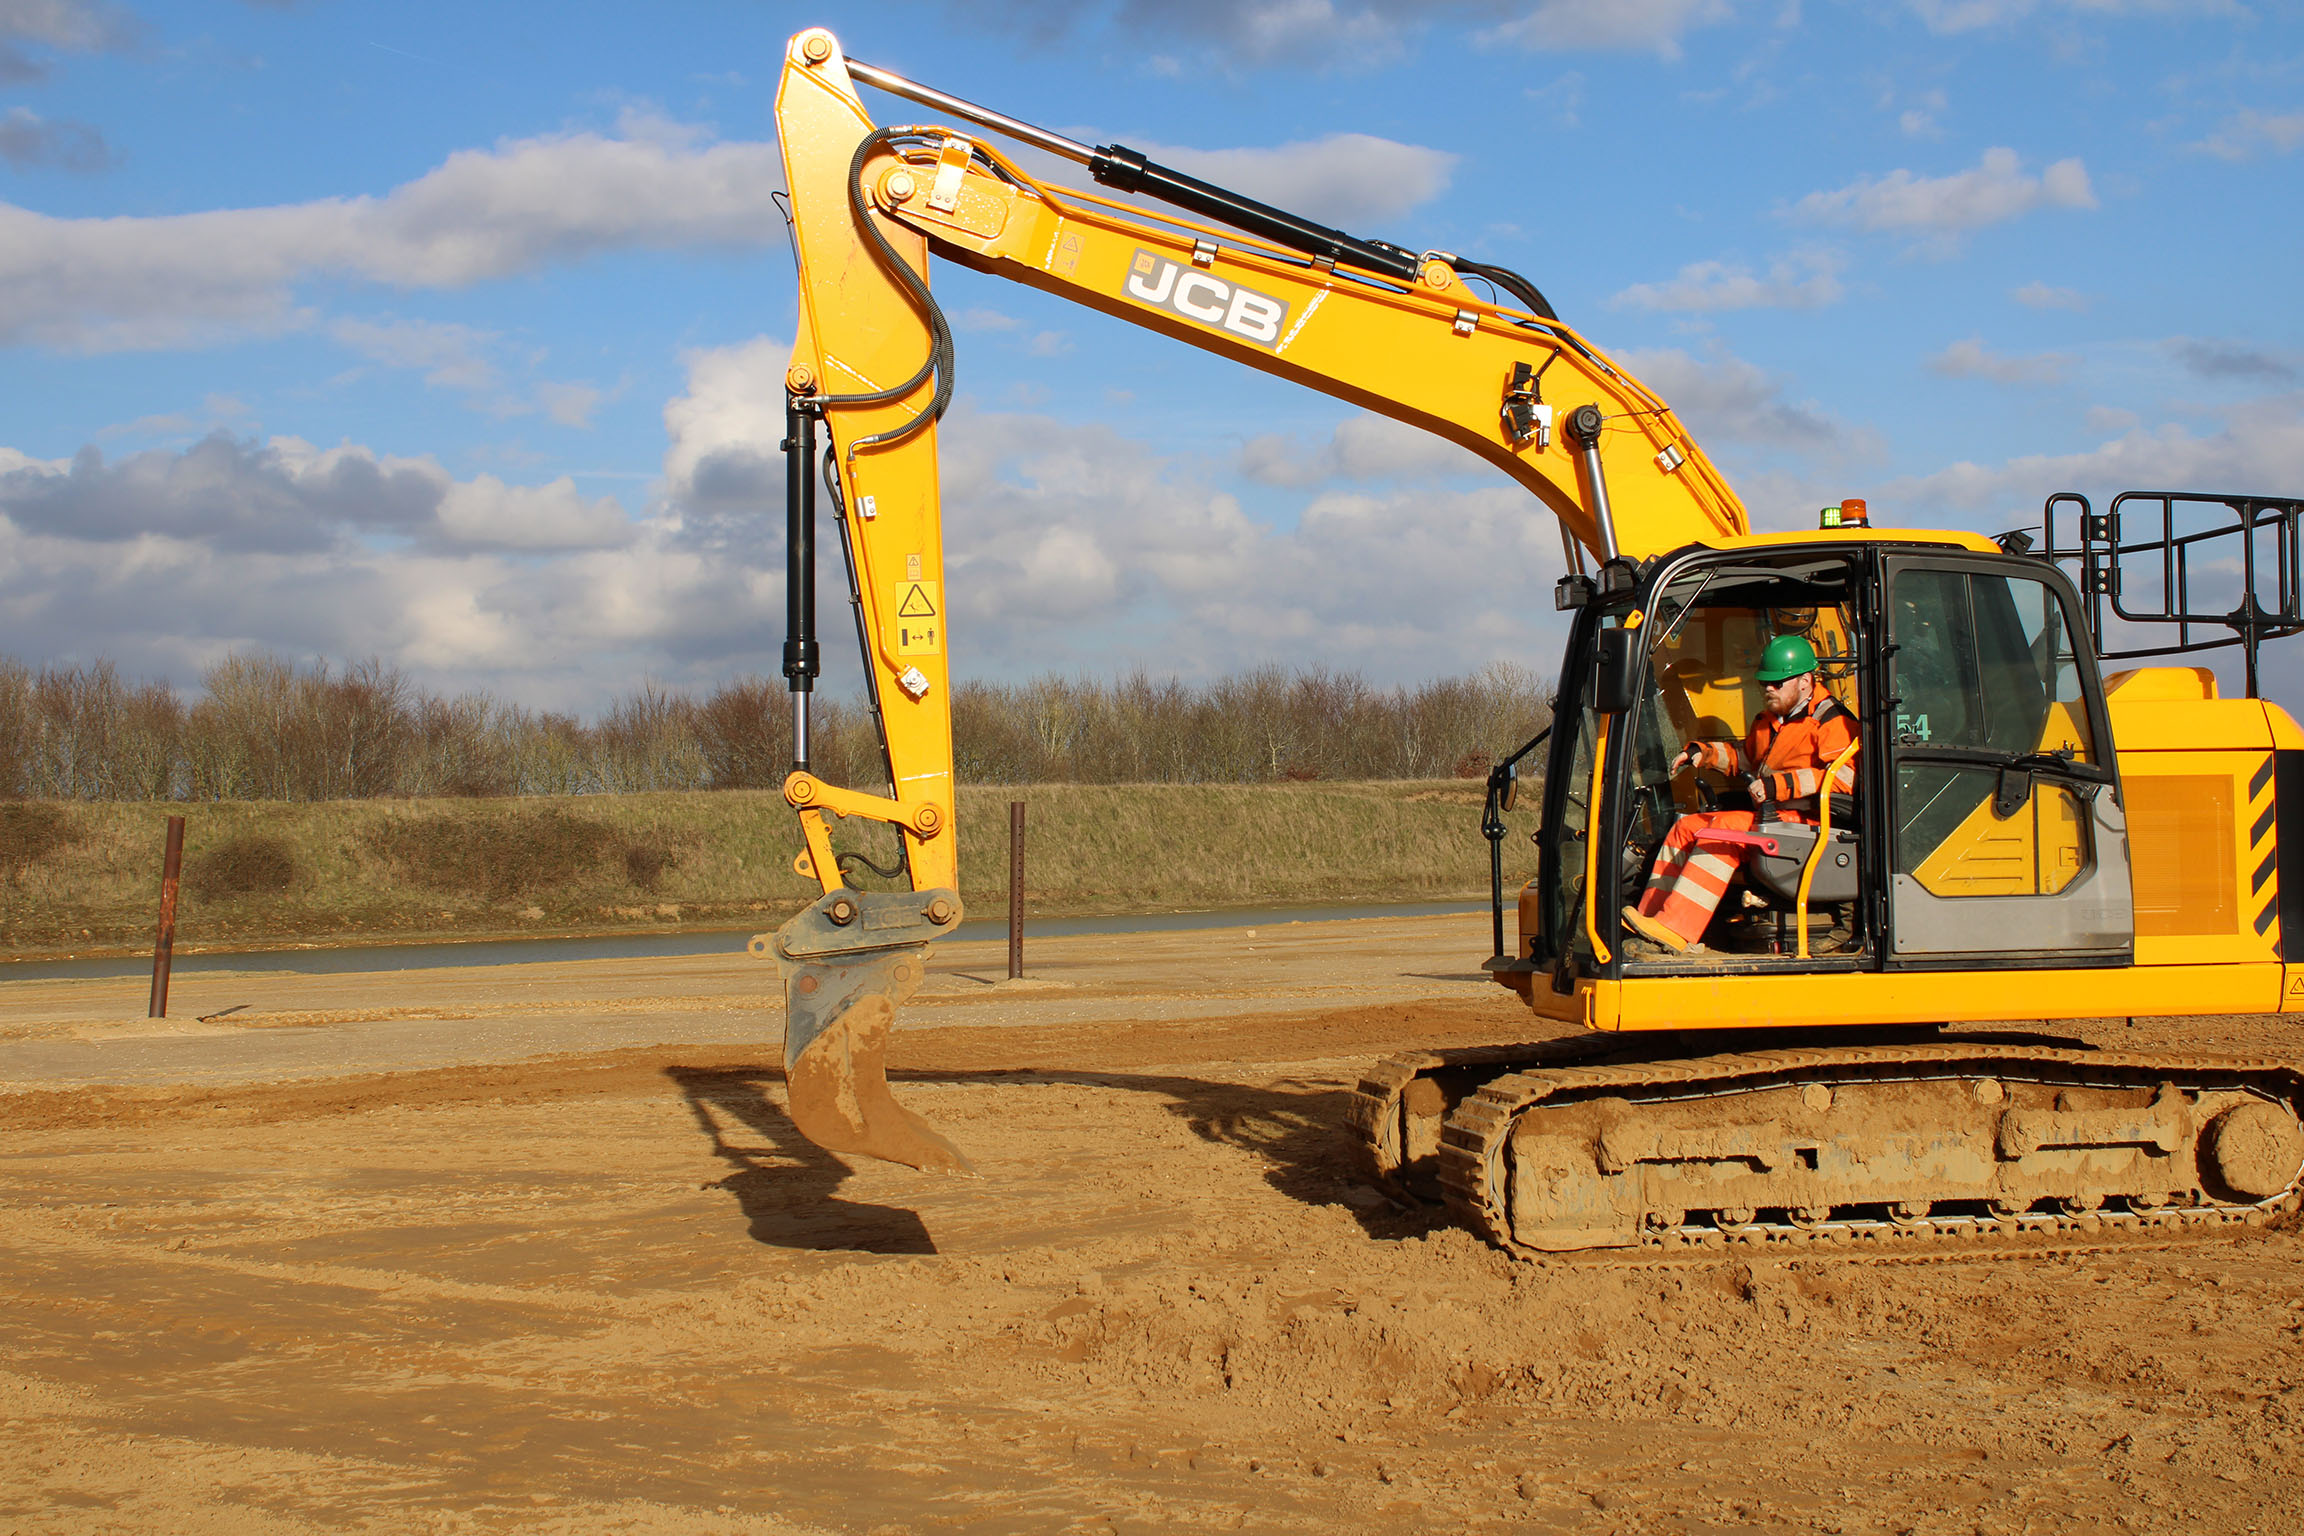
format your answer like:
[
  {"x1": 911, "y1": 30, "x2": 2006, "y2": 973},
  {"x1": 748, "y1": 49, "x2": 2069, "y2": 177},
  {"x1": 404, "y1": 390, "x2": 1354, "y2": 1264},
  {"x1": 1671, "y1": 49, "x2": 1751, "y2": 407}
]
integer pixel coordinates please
[{"x1": 760, "y1": 26, "x2": 2304, "y2": 1253}]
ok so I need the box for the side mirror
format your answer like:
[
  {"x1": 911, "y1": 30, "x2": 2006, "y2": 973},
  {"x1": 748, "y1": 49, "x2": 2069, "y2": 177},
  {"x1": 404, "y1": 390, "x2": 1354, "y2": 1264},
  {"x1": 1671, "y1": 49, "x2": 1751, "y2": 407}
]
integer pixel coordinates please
[
  {"x1": 1592, "y1": 627, "x2": 1640, "y2": 713},
  {"x1": 1491, "y1": 761, "x2": 1519, "y2": 813}
]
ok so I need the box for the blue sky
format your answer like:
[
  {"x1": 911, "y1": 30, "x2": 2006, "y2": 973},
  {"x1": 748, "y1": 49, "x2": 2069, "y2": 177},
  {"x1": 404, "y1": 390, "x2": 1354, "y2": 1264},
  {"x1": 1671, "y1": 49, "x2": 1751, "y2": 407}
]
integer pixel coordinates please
[{"x1": 1, "y1": 0, "x2": 2299, "y2": 712}]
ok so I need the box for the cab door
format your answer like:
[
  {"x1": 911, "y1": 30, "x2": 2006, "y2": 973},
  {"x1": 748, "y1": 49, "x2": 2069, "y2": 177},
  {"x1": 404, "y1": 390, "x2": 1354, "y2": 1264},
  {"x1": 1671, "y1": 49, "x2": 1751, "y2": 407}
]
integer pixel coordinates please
[{"x1": 1881, "y1": 556, "x2": 2134, "y2": 962}]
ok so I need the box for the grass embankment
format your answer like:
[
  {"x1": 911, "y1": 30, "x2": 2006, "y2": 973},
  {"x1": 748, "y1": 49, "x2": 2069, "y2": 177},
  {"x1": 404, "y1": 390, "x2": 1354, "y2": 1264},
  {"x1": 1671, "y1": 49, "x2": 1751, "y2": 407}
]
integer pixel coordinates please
[{"x1": 0, "y1": 782, "x2": 1541, "y2": 959}]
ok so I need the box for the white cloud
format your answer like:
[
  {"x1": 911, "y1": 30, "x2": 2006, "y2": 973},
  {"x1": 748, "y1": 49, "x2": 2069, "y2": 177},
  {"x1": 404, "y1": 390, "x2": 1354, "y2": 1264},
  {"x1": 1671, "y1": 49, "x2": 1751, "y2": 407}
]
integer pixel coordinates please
[
  {"x1": 1905, "y1": 0, "x2": 2030, "y2": 28},
  {"x1": 2163, "y1": 336, "x2": 2299, "y2": 382},
  {"x1": 1897, "y1": 89, "x2": 1949, "y2": 139},
  {"x1": 0, "y1": 431, "x2": 632, "y2": 557},
  {"x1": 1880, "y1": 390, "x2": 2304, "y2": 517},
  {"x1": 1616, "y1": 346, "x2": 1849, "y2": 449},
  {"x1": 0, "y1": 446, "x2": 69, "y2": 475},
  {"x1": 981, "y1": 0, "x2": 1396, "y2": 68},
  {"x1": 1240, "y1": 349, "x2": 1858, "y2": 492},
  {"x1": 0, "y1": 430, "x2": 722, "y2": 706},
  {"x1": 326, "y1": 315, "x2": 606, "y2": 426},
  {"x1": 932, "y1": 402, "x2": 1575, "y2": 678},
  {"x1": 1787, "y1": 147, "x2": 2095, "y2": 242},
  {"x1": 656, "y1": 332, "x2": 1587, "y2": 680},
  {"x1": 536, "y1": 381, "x2": 605, "y2": 429},
  {"x1": 1905, "y1": 0, "x2": 2242, "y2": 32},
  {"x1": 1525, "y1": 72, "x2": 1585, "y2": 128},
  {"x1": 1140, "y1": 133, "x2": 1456, "y2": 226},
  {"x1": 661, "y1": 335, "x2": 791, "y2": 510},
  {"x1": 1926, "y1": 337, "x2": 2074, "y2": 384},
  {"x1": 432, "y1": 474, "x2": 632, "y2": 552},
  {"x1": 1239, "y1": 412, "x2": 1492, "y2": 487},
  {"x1": 1483, "y1": 0, "x2": 1734, "y2": 57},
  {"x1": 0, "y1": 106, "x2": 111, "y2": 171},
  {"x1": 0, "y1": 0, "x2": 138, "y2": 83},
  {"x1": 329, "y1": 316, "x2": 500, "y2": 392},
  {"x1": 0, "y1": 110, "x2": 786, "y2": 351},
  {"x1": 2193, "y1": 108, "x2": 2304, "y2": 161},
  {"x1": 1000, "y1": 1, "x2": 1736, "y2": 70},
  {"x1": 93, "y1": 394, "x2": 251, "y2": 444},
  {"x1": 2013, "y1": 280, "x2": 2088, "y2": 310},
  {"x1": 953, "y1": 307, "x2": 1023, "y2": 333},
  {"x1": 1611, "y1": 249, "x2": 1846, "y2": 311}
]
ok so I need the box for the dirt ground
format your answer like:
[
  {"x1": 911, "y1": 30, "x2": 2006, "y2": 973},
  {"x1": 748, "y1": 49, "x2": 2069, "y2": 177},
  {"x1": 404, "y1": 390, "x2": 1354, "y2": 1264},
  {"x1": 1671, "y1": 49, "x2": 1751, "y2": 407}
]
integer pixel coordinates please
[{"x1": 1, "y1": 912, "x2": 2300, "y2": 1535}]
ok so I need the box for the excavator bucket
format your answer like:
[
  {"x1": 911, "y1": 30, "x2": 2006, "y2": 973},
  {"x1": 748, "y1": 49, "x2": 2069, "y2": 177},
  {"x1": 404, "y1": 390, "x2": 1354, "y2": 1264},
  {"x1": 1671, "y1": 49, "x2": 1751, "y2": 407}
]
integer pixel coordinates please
[{"x1": 756, "y1": 886, "x2": 973, "y2": 1174}]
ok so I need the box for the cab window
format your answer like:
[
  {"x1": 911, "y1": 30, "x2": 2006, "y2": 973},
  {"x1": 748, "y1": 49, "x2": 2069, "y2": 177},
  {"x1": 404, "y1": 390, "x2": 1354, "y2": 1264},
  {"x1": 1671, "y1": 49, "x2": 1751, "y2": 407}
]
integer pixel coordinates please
[
  {"x1": 1889, "y1": 569, "x2": 2093, "y2": 761},
  {"x1": 1891, "y1": 568, "x2": 2099, "y2": 897}
]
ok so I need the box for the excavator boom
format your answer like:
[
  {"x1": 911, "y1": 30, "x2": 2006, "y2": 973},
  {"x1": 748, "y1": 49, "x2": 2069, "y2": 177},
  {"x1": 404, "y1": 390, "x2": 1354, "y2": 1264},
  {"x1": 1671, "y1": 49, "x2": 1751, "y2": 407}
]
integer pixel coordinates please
[{"x1": 764, "y1": 26, "x2": 1743, "y2": 1168}]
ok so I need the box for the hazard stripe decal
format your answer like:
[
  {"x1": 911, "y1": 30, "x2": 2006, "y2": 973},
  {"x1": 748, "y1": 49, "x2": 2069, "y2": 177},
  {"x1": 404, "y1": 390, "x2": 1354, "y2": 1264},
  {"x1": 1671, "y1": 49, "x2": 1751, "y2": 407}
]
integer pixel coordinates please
[
  {"x1": 2256, "y1": 847, "x2": 2278, "y2": 895},
  {"x1": 2252, "y1": 756, "x2": 2275, "y2": 800},
  {"x1": 2275, "y1": 751, "x2": 2304, "y2": 964}
]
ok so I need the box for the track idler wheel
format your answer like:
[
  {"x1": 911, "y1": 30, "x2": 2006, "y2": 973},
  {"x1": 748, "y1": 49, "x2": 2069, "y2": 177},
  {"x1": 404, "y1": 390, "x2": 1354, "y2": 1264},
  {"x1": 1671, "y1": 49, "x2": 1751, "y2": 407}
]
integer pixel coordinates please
[
  {"x1": 2204, "y1": 1100, "x2": 2304, "y2": 1199},
  {"x1": 756, "y1": 886, "x2": 972, "y2": 1175}
]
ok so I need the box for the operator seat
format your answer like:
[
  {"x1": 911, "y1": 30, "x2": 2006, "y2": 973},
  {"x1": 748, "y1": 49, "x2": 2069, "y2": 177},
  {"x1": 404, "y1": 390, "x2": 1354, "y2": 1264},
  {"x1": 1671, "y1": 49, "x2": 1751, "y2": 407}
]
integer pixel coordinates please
[{"x1": 1741, "y1": 796, "x2": 1861, "y2": 908}]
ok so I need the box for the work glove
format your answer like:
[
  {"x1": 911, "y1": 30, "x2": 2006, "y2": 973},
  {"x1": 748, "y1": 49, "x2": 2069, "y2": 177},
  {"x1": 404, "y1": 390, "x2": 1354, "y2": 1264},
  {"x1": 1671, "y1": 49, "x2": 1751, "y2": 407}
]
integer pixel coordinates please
[{"x1": 1679, "y1": 741, "x2": 1738, "y2": 776}]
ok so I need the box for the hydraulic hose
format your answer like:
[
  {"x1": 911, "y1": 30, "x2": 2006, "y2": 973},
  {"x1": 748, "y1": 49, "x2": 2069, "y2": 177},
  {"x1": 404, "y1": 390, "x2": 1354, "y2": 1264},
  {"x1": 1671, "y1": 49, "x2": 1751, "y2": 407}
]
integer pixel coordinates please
[
  {"x1": 1448, "y1": 257, "x2": 1559, "y2": 322},
  {"x1": 813, "y1": 128, "x2": 956, "y2": 465}
]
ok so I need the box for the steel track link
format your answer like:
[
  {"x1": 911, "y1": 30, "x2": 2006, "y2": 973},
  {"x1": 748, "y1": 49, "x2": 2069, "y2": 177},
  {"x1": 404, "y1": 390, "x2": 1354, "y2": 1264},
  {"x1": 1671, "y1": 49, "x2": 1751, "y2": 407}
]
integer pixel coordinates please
[
  {"x1": 1348, "y1": 1036, "x2": 1647, "y2": 1187},
  {"x1": 1510, "y1": 1214, "x2": 2299, "y2": 1273},
  {"x1": 1431, "y1": 1041, "x2": 2304, "y2": 1259}
]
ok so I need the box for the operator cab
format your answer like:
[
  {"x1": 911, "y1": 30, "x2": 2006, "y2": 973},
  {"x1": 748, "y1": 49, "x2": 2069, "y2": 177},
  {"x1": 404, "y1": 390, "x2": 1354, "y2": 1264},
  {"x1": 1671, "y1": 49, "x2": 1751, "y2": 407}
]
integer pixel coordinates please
[{"x1": 1514, "y1": 540, "x2": 2133, "y2": 989}]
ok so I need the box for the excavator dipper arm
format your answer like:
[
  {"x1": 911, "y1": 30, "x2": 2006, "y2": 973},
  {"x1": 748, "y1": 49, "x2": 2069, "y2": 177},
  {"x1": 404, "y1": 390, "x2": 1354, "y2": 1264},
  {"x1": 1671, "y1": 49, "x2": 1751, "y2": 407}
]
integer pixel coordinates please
[{"x1": 762, "y1": 26, "x2": 1745, "y2": 1171}]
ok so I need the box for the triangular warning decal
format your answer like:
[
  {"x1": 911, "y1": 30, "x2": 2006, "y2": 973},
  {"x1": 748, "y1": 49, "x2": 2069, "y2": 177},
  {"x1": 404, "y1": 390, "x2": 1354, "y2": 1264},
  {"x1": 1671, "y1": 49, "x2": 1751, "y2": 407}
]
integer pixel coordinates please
[{"x1": 892, "y1": 579, "x2": 942, "y2": 656}]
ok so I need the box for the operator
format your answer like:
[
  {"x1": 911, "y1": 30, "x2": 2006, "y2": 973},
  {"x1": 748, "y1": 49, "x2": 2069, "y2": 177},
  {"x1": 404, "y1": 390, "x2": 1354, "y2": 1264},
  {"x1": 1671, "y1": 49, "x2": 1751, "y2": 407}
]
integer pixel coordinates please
[{"x1": 1621, "y1": 634, "x2": 1858, "y2": 955}]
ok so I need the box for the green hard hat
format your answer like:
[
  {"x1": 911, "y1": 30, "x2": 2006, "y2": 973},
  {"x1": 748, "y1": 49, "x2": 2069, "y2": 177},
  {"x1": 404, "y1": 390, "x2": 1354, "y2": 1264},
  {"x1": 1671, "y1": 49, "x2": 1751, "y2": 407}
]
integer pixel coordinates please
[{"x1": 1756, "y1": 633, "x2": 1819, "y2": 683}]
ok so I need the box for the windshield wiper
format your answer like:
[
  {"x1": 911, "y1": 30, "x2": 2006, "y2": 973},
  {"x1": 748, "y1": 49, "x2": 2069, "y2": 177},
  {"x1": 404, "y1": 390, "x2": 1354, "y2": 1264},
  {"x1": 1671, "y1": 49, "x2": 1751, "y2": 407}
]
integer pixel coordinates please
[{"x1": 1898, "y1": 743, "x2": 2113, "y2": 815}]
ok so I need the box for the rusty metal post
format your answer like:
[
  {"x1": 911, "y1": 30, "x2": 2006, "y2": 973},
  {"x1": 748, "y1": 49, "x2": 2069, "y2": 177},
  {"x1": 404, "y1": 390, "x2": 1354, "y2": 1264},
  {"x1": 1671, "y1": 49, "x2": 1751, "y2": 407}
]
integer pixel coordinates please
[
  {"x1": 148, "y1": 814, "x2": 185, "y2": 1019},
  {"x1": 1007, "y1": 799, "x2": 1024, "y2": 980}
]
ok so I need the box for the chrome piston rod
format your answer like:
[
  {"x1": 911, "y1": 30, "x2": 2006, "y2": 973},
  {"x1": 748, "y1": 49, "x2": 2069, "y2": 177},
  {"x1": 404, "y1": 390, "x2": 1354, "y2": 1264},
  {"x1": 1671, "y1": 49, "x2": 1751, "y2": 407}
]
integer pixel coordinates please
[{"x1": 847, "y1": 57, "x2": 1095, "y2": 165}]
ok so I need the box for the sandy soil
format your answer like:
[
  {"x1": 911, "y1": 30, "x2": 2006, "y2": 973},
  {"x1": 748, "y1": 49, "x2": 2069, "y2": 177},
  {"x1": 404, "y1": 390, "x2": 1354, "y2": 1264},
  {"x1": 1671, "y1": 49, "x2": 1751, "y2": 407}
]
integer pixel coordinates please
[{"x1": 1, "y1": 912, "x2": 2300, "y2": 1535}]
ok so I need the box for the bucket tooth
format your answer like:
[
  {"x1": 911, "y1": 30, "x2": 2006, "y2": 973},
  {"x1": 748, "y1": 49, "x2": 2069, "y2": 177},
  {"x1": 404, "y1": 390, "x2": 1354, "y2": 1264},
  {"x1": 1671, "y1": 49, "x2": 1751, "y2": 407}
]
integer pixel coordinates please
[{"x1": 764, "y1": 886, "x2": 972, "y2": 1175}]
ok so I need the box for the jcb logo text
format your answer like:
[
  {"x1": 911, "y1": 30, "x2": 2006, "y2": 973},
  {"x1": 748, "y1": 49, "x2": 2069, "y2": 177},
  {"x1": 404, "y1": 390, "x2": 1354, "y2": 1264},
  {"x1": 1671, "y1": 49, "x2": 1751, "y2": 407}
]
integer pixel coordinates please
[{"x1": 1121, "y1": 250, "x2": 1289, "y2": 348}]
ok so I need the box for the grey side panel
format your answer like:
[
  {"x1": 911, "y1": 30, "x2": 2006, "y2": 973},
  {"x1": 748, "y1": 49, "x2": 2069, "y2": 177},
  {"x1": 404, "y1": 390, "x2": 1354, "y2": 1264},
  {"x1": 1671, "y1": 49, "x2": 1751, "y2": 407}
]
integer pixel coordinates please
[{"x1": 1890, "y1": 788, "x2": 2134, "y2": 956}]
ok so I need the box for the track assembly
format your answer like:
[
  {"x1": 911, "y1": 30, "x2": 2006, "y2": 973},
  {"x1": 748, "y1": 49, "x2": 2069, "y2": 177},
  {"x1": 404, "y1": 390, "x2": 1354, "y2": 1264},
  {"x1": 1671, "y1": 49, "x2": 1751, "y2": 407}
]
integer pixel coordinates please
[{"x1": 1351, "y1": 1039, "x2": 2304, "y2": 1257}]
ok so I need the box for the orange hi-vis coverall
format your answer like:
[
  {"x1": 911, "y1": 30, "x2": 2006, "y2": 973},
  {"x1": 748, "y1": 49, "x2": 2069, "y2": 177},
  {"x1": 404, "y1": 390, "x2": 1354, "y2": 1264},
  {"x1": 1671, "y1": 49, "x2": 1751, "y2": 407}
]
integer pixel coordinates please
[{"x1": 1632, "y1": 692, "x2": 1860, "y2": 947}]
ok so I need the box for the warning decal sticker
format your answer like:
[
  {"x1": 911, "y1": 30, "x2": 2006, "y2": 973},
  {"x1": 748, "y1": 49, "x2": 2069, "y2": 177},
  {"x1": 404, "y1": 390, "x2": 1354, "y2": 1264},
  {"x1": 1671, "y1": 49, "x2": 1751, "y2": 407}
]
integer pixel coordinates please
[{"x1": 894, "y1": 580, "x2": 940, "y2": 656}]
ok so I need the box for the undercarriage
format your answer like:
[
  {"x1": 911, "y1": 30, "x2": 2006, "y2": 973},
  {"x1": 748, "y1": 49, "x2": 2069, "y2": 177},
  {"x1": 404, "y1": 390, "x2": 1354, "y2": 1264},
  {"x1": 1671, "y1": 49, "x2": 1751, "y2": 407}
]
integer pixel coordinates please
[{"x1": 1350, "y1": 1035, "x2": 2304, "y2": 1255}]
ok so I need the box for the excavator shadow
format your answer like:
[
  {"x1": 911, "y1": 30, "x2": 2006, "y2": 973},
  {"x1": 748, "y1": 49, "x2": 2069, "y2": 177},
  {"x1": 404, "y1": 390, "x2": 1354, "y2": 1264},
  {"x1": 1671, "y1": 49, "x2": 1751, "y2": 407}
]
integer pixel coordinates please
[
  {"x1": 667, "y1": 1065, "x2": 938, "y2": 1255},
  {"x1": 664, "y1": 1064, "x2": 1439, "y2": 1253}
]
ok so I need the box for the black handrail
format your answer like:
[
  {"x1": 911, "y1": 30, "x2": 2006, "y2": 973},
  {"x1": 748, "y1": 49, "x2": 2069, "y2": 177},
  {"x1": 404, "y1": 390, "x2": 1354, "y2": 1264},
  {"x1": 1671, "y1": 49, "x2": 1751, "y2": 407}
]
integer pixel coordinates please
[
  {"x1": 2040, "y1": 490, "x2": 2304, "y2": 698},
  {"x1": 1484, "y1": 724, "x2": 1553, "y2": 962}
]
